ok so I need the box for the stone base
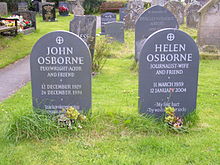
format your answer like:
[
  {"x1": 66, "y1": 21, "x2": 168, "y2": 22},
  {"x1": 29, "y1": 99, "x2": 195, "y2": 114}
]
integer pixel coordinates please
[{"x1": 20, "y1": 27, "x2": 35, "y2": 35}]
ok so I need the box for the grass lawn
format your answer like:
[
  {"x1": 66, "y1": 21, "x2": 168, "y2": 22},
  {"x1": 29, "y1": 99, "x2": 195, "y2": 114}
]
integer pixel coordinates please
[{"x1": 0, "y1": 14, "x2": 220, "y2": 165}]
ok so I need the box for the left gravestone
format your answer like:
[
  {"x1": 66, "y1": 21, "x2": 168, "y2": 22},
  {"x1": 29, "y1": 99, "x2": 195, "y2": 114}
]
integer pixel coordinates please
[
  {"x1": 30, "y1": 31, "x2": 92, "y2": 114},
  {"x1": 42, "y1": 4, "x2": 56, "y2": 22}
]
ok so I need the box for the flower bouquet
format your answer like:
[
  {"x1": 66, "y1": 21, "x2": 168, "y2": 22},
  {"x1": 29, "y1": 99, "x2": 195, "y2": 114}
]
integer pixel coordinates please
[
  {"x1": 58, "y1": 6, "x2": 69, "y2": 16},
  {"x1": 1, "y1": 15, "x2": 32, "y2": 32}
]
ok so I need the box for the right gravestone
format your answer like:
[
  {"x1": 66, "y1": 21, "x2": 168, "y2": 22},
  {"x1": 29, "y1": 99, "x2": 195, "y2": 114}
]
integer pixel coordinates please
[
  {"x1": 139, "y1": 28, "x2": 200, "y2": 118},
  {"x1": 135, "y1": 5, "x2": 179, "y2": 61}
]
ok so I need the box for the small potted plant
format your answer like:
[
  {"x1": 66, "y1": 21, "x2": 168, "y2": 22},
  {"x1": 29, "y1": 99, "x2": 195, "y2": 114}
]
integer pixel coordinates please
[{"x1": 58, "y1": 6, "x2": 69, "y2": 16}]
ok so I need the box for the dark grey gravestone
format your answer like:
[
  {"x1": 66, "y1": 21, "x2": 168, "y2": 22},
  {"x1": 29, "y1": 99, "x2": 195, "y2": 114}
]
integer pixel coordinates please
[
  {"x1": 105, "y1": 21, "x2": 124, "y2": 43},
  {"x1": 135, "y1": 5, "x2": 179, "y2": 61},
  {"x1": 30, "y1": 31, "x2": 91, "y2": 114},
  {"x1": 0, "y1": 2, "x2": 8, "y2": 16},
  {"x1": 119, "y1": 7, "x2": 127, "y2": 21},
  {"x1": 164, "y1": 1, "x2": 184, "y2": 25},
  {"x1": 70, "y1": 15, "x2": 96, "y2": 58},
  {"x1": 42, "y1": 4, "x2": 56, "y2": 22},
  {"x1": 18, "y1": 2, "x2": 28, "y2": 11},
  {"x1": 13, "y1": 11, "x2": 37, "y2": 29},
  {"x1": 186, "y1": 3, "x2": 202, "y2": 28},
  {"x1": 101, "y1": 12, "x2": 116, "y2": 35},
  {"x1": 139, "y1": 28, "x2": 199, "y2": 118}
]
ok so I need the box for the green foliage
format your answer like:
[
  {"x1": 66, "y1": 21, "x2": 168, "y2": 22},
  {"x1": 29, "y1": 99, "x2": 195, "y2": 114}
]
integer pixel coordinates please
[
  {"x1": 6, "y1": 112, "x2": 68, "y2": 142},
  {"x1": 83, "y1": 0, "x2": 105, "y2": 14},
  {"x1": 92, "y1": 36, "x2": 110, "y2": 73}
]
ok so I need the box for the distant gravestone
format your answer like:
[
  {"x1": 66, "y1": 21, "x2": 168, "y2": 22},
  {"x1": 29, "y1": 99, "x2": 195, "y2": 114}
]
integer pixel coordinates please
[
  {"x1": 119, "y1": 7, "x2": 127, "y2": 21},
  {"x1": 198, "y1": 0, "x2": 220, "y2": 49},
  {"x1": 70, "y1": 15, "x2": 97, "y2": 58},
  {"x1": 30, "y1": 31, "x2": 91, "y2": 114},
  {"x1": 100, "y1": 12, "x2": 116, "y2": 34},
  {"x1": 139, "y1": 28, "x2": 200, "y2": 118},
  {"x1": 0, "y1": 2, "x2": 8, "y2": 16},
  {"x1": 165, "y1": 1, "x2": 184, "y2": 25},
  {"x1": 124, "y1": 0, "x2": 145, "y2": 29},
  {"x1": 186, "y1": 3, "x2": 202, "y2": 28},
  {"x1": 105, "y1": 21, "x2": 125, "y2": 43},
  {"x1": 197, "y1": 0, "x2": 209, "y2": 6},
  {"x1": 18, "y1": 2, "x2": 28, "y2": 11},
  {"x1": 42, "y1": 4, "x2": 56, "y2": 22},
  {"x1": 152, "y1": 0, "x2": 168, "y2": 6},
  {"x1": 135, "y1": 5, "x2": 179, "y2": 61},
  {"x1": 39, "y1": 2, "x2": 42, "y2": 14},
  {"x1": 72, "y1": 0, "x2": 84, "y2": 16}
]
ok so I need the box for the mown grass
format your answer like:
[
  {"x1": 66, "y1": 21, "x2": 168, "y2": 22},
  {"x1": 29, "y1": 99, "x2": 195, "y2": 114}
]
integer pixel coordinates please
[
  {"x1": 0, "y1": 57, "x2": 219, "y2": 164},
  {"x1": 0, "y1": 14, "x2": 220, "y2": 164}
]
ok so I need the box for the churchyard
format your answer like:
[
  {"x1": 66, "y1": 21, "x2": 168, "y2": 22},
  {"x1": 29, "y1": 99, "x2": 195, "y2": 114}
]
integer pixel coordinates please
[{"x1": 0, "y1": 0, "x2": 220, "y2": 164}]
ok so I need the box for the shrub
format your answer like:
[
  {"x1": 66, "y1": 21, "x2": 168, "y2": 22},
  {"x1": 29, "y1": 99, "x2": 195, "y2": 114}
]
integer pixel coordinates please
[
  {"x1": 83, "y1": 0, "x2": 105, "y2": 14},
  {"x1": 92, "y1": 36, "x2": 110, "y2": 73}
]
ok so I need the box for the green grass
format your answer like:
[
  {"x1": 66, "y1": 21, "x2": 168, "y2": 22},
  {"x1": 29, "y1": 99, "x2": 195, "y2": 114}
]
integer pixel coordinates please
[
  {"x1": 0, "y1": 58, "x2": 219, "y2": 164},
  {"x1": 0, "y1": 14, "x2": 220, "y2": 164}
]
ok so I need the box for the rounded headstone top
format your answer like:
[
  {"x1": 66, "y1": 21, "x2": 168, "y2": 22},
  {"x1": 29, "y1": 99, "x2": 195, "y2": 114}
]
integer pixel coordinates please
[
  {"x1": 136, "y1": 5, "x2": 179, "y2": 28},
  {"x1": 140, "y1": 28, "x2": 199, "y2": 59},
  {"x1": 135, "y1": 5, "x2": 179, "y2": 61},
  {"x1": 31, "y1": 30, "x2": 91, "y2": 59}
]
